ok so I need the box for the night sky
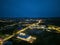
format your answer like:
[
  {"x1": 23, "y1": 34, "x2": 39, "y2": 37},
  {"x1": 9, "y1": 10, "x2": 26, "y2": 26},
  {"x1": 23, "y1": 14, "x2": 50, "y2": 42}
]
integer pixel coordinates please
[{"x1": 0, "y1": 0, "x2": 60, "y2": 18}]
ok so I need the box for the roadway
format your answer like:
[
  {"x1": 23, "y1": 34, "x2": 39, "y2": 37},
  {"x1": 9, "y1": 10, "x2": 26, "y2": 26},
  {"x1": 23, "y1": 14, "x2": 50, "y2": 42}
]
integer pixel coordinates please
[
  {"x1": 0, "y1": 20, "x2": 60, "y2": 45},
  {"x1": 0, "y1": 20, "x2": 41, "y2": 45}
]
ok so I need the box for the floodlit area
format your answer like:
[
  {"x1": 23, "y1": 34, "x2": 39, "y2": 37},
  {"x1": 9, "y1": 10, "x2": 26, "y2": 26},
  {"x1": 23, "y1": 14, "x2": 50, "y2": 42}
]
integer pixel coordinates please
[{"x1": 16, "y1": 33, "x2": 36, "y2": 43}]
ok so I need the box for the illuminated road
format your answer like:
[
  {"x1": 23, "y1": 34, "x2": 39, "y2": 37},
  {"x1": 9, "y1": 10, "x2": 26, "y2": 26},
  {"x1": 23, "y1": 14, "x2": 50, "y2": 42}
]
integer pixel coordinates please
[
  {"x1": 0, "y1": 20, "x2": 41, "y2": 45},
  {"x1": 3, "y1": 20, "x2": 41, "y2": 41},
  {"x1": 47, "y1": 25, "x2": 60, "y2": 33},
  {"x1": 1, "y1": 20, "x2": 60, "y2": 45}
]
